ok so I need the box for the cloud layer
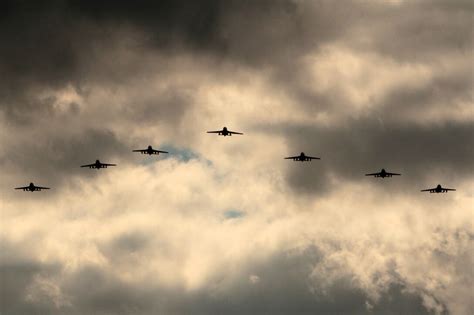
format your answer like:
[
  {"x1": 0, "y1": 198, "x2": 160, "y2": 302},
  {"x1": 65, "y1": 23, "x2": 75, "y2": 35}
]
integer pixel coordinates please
[{"x1": 1, "y1": 1, "x2": 472, "y2": 314}]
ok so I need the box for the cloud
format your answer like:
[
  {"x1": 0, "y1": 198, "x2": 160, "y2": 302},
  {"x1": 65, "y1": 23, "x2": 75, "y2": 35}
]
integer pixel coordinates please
[
  {"x1": 0, "y1": 239, "x2": 63, "y2": 314},
  {"x1": 2, "y1": 155, "x2": 472, "y2": 314},
  {"x1": 0, "y1": 238, "x2": 441, "y2": 315},
  {"x1": 279, "y1": 119, "x2": 473, "y2": 195},
  {"x1": 1, "y1": 1, "x2": 472, "y2": 314}
]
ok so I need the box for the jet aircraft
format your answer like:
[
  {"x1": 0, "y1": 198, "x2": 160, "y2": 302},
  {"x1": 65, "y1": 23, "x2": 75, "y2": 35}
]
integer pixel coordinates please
[
  {"x1": 207, "y1": 127, "x2": 243, "y2": 136},
  {"x1": 133, "y1": 145, "x2": 169, "y2": 156},
  {"x1": 365, "y1": 169, "x2": 401, "y2": 178},
  {"x1": 81, "y1": 160, "x2": 116, "y2": 169},
  {"x1": 421, "y1": 184, "x2": 456, "y2": 193},
  {"x1": 15, "y1": 182, "x2": 50, "y2": 192},
  {"x1": 285, "y1": 152, "x2": 320, "y2": 161}
]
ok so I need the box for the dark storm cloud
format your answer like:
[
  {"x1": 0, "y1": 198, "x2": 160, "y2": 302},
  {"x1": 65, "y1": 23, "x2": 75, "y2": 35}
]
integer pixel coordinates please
[
  {"x1": 1, "y1": 0, "x2": 470, "y2": 99},
  {"x1": 0, "y1": 2, "x2": 91, "y2": 118},
  {"x1": 0, "y1": 0, "x2": 222, "y2": 79},
  {"x1": 4, "y1": 0, "x2": 469, "y2": 125},
  {"x1": 67, "y1": 0, "x2": 223, "y2": 49},
  {"x1": 279, "y1": 119, "x2": 473, "y2": 195},
  {"x1": 214, "y1": 0, "x2": 359, "y2": 67},
  {"x1": 0, "y1": 0, "x2": 222, "y2": 122},
  {"x1": 0, "y1": 0, "x2": 362, "y2": 103}
]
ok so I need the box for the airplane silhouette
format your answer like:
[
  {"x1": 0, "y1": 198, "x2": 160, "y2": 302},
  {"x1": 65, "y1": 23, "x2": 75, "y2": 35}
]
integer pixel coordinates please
[
  {"x1": 285, "y1": 152, "x2": 320, "y2": 161},
  {"x1": 421, "y1": 184, "x2": 456, "y2": 193},
  {"x1": 365, "y1": 169, "x2": 401, "y2": 178},
  {"x1": 81, "y1": 160, "x2": 116, "y2": 169},
  {"x1": 133, "y1": 145, "x2": 169, "y2": 156},
  {"x1": 15, "y1": 182, "x2": 50, "y2": 192},
  {"x1": 207, "y1": 127, "x2": 243, "y2": 136}
]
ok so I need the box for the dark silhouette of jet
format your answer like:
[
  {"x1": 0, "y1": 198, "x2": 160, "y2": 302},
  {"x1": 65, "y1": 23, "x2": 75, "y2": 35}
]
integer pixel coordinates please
[
  {"x1": 421, "y1": 184, "x2": 456, "y2": 193},
  {"x1": 285, "y1": 152, "x2": 320, "y2": 161},
  {"x1": 207, "y1": 127, "x2": 243, "y2": 136},
  {"x1": 133, "y1": 145, "x2": 169, "y2": 156},
  {"x1": 365, "y1": 169, "x2": 401, "y2": 178},
  {"x1": 81, "y1": 160, "x2": 116, "y2": 169},
  {"x1": 15, "y1": 182, "x2": 50, "y2": 192}
]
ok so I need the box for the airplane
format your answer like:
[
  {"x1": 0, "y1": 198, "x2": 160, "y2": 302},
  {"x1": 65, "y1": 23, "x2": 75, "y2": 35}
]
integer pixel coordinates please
[
  {"x1": 365, "y1": 169, "x2": 401, "y2": 178},
  {"x1": 133, "y1": 145, "x2": 169, "y2": 156},
  {"x1": 284, "y1": 152, "x2": 320, "y2": 161},
  {"x1": 207, "y1": 127, "x2": 243, "y2": 136},
  {"x1": 421, "y1": 184, "x2": 456, "y2": 193},
  {"x1": 15, "y1": 182, "x2": 50, "y2": 192},
  {"x1": 81, "y1": 160, "x2": 116, "y2": 169}
]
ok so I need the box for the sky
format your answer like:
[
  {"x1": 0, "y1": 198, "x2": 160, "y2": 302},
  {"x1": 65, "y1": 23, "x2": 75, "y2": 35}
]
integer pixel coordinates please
[{"x1": 0, "y1": 1, "x2": 473, "y2": 314}]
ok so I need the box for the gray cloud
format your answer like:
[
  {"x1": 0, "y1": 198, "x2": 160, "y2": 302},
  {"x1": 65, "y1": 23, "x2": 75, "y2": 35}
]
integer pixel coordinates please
[
  {"x1": 0, "y1": 239, "x2": 61, "y2": 314},
  {"x1": 0, "y1": 0, "x2": 364, "y2": 100},
  {"x1": 278, "y1": 119, "x2": 473, "y2": 195},
  {"x1": 1, "y1": 128, "x2": 130, "y2": 197},
  {"x1": 0, "y1": 240, "x2": 437, "y2": 315},
  {"x1": 378, "y1": 68, "x2": 473, "y2": 120},
  {"x1": 0, "y1": 0, "x2": 222, "y2": 125},
  {"x1": 348, "y1": 0, "x2": 473, "y2": 62}
]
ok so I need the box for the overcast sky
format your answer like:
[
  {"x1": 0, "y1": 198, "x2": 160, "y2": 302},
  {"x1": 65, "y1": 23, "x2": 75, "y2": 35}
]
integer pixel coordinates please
[{"x1": 1, "y1": 1, "x2": 473, "y2": 314}]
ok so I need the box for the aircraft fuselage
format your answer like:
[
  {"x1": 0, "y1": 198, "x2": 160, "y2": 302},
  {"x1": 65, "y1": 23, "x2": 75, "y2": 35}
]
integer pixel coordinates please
[
  {"x1": 374, "y1": 169, "x2": 394, "y2": 178},
  {"x1": 220, "y1": 127, "x2": 230, "y2": 136},
  {"x1": 434, "y1": 185, "x2": 445, "y2": 193}
]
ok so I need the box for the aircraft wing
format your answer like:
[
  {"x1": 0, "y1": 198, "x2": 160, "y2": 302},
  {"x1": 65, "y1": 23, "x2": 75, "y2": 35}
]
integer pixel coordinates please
[
  {"x1": 306, "y1": 156, "x2": 320, "y2": 160},
  {"x1": 284, "y1": 156, "x2": 300, "y2": 159},
  {"x1": 444, "y1": 188, "x2": 456, "y2": 191},
  {"x1": 35, "y1": 186, "x2": 50, "y2": 190},
  {"x1": 101, "y1": 163, "x2": 116, "y2": 167},
  {"x1": 81, "y1": 163, "x2": 96, "y2": 168},
  {"x1": 15, "y1": 186, "x2": 29, "y2": 190},
  {"x1": 155, "y1": 150, "x2": 169, "y2": 154},
  {"x1": 420, "y1": 188, "x2": 435, "y2": 192},
  {"x1": 229, "y1": 131, "x2": 243, "y2": 135},
  {"x1": 365, "y1": 172, "x2": 381, "y2": 176},
  {"x1": 386, "y1": 172, "x2": 401, "y2": 176},
  {"x1": 132, "y1": 149, "x2": 147, "y2": 153},
  {"x1": 207, "y1": 130, "x2": 221, "y2": 133}
]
